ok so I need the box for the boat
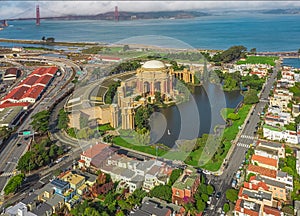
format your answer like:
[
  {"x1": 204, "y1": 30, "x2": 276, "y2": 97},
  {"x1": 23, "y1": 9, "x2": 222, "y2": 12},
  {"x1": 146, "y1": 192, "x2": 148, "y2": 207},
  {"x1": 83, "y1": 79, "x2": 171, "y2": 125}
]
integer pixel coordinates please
[
  {"x1": 167, "y1": 129, "x2": 171, "y2": 135},
  {"x1": 0, "y1": 28, "x2": 3, "y2": 31}
]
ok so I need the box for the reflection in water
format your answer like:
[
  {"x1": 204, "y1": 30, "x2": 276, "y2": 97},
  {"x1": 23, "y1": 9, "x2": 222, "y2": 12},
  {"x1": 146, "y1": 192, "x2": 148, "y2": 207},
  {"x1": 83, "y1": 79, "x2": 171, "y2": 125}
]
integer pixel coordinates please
[{"x1": 150, "y1": 83, "x2": 243, "y2": 147}]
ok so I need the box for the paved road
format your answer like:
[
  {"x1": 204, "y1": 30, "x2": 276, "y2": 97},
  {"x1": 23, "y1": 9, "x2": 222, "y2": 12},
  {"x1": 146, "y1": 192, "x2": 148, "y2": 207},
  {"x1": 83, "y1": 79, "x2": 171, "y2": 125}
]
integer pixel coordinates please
[
  {"x1": 204, "y1": 62, "x2": 279, "y2": 215},
  {"x1": 0, "y1": 56, "x2": 77, "y2": 197}
]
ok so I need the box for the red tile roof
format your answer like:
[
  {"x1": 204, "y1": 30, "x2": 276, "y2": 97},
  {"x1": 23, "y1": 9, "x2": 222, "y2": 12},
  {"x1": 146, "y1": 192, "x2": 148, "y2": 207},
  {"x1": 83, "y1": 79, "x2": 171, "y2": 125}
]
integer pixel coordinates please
[
  {"x1": 21, "y1": 85, "x2": 44, "y2": 100},
  {"x1": 251, "y1": 155, "x2": 278, "y2": 168},
  {"x1": 247, "y1": 164, "x2": 277, "y2": 178},
  {"x1": 2, "y1": 86, "x2": 30, "y2": 101},
  {"x1": 81, "y1": 143, "x2": 108, "y2": 159},
  {"x1": 31, "y1": 67, "x2": 57, "y2": 76},
  {"x1": 21, "y1": 75, "x2": 39, "y2": 86},
  {"x1": 0, "y1": 102, "x2": 30, "y2": 109},
  {"x1": 5, "y1": 68, "x2": 20, "y2": 76},
  {"x1": 35, "y1": 75, "x2": 53, "y2": 86},
  {"x1": 263, "y1": 205, "x2": 281, "y2": 216}
]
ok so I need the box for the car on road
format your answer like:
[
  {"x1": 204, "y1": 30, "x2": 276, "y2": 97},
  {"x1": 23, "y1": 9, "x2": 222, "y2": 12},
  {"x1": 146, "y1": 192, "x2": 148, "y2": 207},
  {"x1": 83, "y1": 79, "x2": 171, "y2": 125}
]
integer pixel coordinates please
[
  {"x1": 202, "y1": 170, "x2": 211, "y2": 175},
  {"x1": 216, "y1": 192, "x2": 221, "y2": 199},
  {"x1": 17, "y1": 143, "x2": 22, "y2": 147},
  {"x1": 232, "y1": 179, "x2": 237, "y2": 188},
  {"x1": 0, "y1": 171, "x2": 4, "y2": 175}
]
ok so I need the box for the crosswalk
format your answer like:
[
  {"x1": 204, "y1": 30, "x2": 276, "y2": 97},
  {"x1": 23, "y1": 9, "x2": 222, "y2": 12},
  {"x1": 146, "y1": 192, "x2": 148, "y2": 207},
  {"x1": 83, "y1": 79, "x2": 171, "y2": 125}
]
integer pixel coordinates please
[
  {"x1": 237, "y1": 142, "x2": 250, "y2": 148},
  {"x1": 240, "y1": 135, "x2": 255, "y2": 140},
  {"x1": 0, "y1": 172, "x2": 15, "y2": 177}
]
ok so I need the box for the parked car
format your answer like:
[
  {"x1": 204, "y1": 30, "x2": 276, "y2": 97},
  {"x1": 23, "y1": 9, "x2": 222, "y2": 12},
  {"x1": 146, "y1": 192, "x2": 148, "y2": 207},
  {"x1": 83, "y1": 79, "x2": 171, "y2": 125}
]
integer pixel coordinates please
[
  {"x1": 232, "y1": 179, "x2": 237, "y2": 188},
  {"x1": 216, "y1": 192, "x2": 221, "y2": 199}
]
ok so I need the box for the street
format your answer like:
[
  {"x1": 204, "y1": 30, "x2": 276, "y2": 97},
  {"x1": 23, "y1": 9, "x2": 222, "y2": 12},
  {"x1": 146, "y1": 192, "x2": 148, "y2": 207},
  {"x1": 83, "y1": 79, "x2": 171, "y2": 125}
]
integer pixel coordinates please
[{"x1": 204, "y1": 61, "x2": 279, "y2": 215}]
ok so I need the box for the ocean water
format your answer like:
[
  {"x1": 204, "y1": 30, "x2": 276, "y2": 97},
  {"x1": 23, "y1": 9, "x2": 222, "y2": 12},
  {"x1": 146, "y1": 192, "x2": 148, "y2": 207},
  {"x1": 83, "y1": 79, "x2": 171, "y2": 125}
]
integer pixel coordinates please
[
  {"x1": 283, "y1": 58, "x2": 300, "y2": 68},
  {"x1": 1, "y1": 13, "x2": 300, "y2": 51}
]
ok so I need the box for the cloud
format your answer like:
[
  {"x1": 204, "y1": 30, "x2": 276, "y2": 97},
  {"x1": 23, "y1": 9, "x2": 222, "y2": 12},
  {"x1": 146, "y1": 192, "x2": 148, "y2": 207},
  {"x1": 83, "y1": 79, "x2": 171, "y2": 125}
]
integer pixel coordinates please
[{"x1": 1, "y1": 1, "x2": 300, "y2": 18}]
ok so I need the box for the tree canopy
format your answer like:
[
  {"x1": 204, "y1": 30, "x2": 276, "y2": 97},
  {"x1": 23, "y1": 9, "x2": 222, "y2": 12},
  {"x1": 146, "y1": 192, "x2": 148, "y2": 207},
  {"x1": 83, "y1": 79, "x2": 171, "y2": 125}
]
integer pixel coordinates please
[
  {"x1": 30, "y1": 110, "x2": 50, "y2": 134},
  {"x1": 244, "y1": 89, "x2": 259, "y2": 104},
  {"x1": 226, "y1": 189, "x2": 239, "y2": 203},
  {"x1": 57, "y1": 109, "x2": 69, "y2": 130}
]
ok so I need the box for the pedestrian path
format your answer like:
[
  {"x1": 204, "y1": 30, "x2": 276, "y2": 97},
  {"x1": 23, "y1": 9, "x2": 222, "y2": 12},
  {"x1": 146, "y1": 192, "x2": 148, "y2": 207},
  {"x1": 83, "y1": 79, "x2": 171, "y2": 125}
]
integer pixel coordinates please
[
  {"x1": 240, "y1": 135, "x2": 255, "y2": 140},
  {"x1": 237, "y1": 142, "x2": 250, "y2": 148},
  {"x1": 0, "y1": 172, "x2": 14, "y2": 177}
]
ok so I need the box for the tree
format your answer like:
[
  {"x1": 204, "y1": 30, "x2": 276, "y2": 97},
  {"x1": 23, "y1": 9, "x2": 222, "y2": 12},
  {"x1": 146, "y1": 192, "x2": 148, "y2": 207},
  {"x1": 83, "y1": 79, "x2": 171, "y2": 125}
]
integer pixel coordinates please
[
  {"x1": 168, "y1": 169, "x2": 182, "y2": 186},
  {"x1": 250, "y1": 48, "x2": 257, "y2": 54},
  {"x1": 244, "y1": 89, "x2": 259, "y2": 104},
  {"x1": 58, "y1": 109, "x2": 69, "y2": 130},
  {"x1": 226, "y1": 189, "x2": 238, "y2": 203},
  {"x1": 196, "y1": 199, "x2": 206, "y2": 212},
  {"x1": 223, "y1": 203, "x2": 230, "y2": 213},
  {"x1": 201, "y1": 193, "x2": 209, "y2": 202},
  {"x1": 30, "y1": 110, "x2": 50, "y2": 134},
  {"x1": 206, "y1": 185, "x2": 215, "y2": 196},
  {"x1": 4, "y1": 174, "x2": 25, "y2": 195},
  {"x1": 134, "y1": 105, "x2": 154, "y2": 131},
  {"x1": 154, "y1": 91, "x2": 162, "y2": 103},
  {"x1": 227, "y1": 113, "x2": 240, "y2": 121},
  {"x1": 46, "y1": 37, "x2": 55, "y2": 43},
  {"x1": 42, "y1": 36, "x2": 46, "y2": 41},
  {"x1": 123, "y1": 45, "x2": 130, "y2": 52},
  {"x1": 149, "y1": 185, "x2": 172, "y2": 202}
]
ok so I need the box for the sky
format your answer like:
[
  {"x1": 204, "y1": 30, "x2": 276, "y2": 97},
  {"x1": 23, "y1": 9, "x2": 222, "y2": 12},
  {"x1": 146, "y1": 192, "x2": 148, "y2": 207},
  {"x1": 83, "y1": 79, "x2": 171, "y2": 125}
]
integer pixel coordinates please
[{"x1": 1, "y1": 1, "x2": 300, "y2": 19}]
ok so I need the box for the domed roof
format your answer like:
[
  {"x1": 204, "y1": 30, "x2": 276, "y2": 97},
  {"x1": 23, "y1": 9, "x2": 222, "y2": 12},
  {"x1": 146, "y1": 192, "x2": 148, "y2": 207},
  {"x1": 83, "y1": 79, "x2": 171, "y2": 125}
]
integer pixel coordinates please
[{"x1": 142, "y1": 60, "x2": 166, "y2": 69}]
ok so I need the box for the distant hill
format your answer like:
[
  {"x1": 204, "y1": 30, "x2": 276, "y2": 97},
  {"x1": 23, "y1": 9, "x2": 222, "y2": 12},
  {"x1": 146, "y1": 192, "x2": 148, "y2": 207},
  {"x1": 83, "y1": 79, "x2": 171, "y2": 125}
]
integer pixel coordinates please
[
  {"x1": 262, "y1": 8, "x2": 300, "y2": 15},
  {"x1": 47, "y1": 10, "x2": 210, "y2": 21}
]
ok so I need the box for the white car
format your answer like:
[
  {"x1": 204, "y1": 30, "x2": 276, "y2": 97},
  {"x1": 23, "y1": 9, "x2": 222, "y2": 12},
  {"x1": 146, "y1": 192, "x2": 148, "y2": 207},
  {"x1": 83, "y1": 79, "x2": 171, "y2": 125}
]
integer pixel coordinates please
[{"x1": 202, "y1": 170, "x2": 211, "y2": 175}]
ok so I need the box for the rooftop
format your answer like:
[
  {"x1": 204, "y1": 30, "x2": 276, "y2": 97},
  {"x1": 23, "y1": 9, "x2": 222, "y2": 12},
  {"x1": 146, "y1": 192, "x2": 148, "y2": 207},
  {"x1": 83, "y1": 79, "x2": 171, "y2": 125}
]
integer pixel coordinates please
[
  {"x1": 247, "y1": 164, "x2": 277, "y2": 178},
  {"x1": 51, "y1": 178, "x2": 69, "y2": 189},
  {"x1": 142, "y1": 60, "x2": 166, "y2": 69},
  {"x1": 81, "y1": 143, "x2": 108, "y2": 159},
  {"x1": 172, "y1": 167, "x2": 198, "y2": 190},
  {"x1": 251, "y1": 154, "x2": 278, "y2": 168},
  {"x1": 235, "y1": 199, "x2": 260, "y2": 216},
  {"x1": 60, "y1": 171, "x2": 85, "y2": 186},
  {"x1": 257, "y1": 140, "x2": 284, "y2": 149},
  {"x1": 241, "y1": 187, "x2": 272, "y2": 201},
  {"x1": 31, "y1": 202, "x2": 52, "y2": 216}
]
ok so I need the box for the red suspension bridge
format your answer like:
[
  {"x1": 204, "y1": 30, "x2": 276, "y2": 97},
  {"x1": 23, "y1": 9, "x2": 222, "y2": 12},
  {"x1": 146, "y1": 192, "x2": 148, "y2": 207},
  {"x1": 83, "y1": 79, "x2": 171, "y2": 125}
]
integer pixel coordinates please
[{"x1": 0, "y1": 4, "x2": 120, "y2": 27}]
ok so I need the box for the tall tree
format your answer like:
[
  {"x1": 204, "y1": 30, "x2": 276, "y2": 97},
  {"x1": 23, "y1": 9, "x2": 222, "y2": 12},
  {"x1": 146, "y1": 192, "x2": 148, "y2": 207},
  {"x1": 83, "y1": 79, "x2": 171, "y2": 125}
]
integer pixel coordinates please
[
  {"x1": 30, "y1": 110, "x2": 50, "y2": 134},
  {"x1": 58, "y1": 109, "x2": 69, "y2": 130}
]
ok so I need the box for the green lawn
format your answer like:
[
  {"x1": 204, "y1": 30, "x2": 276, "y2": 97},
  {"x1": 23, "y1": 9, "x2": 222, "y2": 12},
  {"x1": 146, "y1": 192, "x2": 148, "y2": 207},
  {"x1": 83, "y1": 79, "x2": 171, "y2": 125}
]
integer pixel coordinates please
[
  {"x1": 186, "y1": 104, "x2": 252, "y2": 171},
  {"x1": 237, "y1": 56, "x2": 279, "y2": 66},
  {"x1": 113, "y1": 136, "x2": 167, "y2": 156},
  {"x1": 97, "y1": 124, "x2": 114, "y2": 132}
]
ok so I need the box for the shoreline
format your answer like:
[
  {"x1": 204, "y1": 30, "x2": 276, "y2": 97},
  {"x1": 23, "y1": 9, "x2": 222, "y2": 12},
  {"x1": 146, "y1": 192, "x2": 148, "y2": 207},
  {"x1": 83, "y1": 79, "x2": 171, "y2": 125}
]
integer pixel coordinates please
[{"x1": 1, "y1": 38, "x2": 300, "y2": 54}]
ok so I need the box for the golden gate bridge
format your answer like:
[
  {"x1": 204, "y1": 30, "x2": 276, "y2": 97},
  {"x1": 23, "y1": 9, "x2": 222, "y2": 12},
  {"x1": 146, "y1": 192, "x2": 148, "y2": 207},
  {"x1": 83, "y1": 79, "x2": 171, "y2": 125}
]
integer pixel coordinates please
[{"x1": 0, "y1": 5, "x2": 120, "y2": 27}]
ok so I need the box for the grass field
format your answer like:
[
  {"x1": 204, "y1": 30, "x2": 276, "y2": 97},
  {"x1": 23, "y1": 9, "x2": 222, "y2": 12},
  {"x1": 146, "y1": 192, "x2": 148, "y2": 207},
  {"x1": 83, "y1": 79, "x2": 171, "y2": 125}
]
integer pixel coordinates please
[
  {"x1": 185, "y1": 104, "x2": 251, "y2": 171},
  {"x1": 237, "y1": 56, "x2": 279, "y2": 66}
]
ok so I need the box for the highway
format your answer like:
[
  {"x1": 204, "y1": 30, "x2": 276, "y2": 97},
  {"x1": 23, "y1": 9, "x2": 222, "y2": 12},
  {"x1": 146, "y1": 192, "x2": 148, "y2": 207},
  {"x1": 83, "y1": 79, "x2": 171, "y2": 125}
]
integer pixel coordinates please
[
  {"x1": 0, "y1": 55, "x2": 78, "y2": 199},
  {"x1": 204, "y1": 61, "x2": 279, "y2": 215}
]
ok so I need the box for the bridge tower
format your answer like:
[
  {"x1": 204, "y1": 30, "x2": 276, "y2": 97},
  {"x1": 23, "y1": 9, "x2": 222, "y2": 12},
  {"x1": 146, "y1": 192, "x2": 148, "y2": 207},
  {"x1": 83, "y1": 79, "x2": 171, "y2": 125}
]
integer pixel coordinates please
[
  {"x1": 36, "y1": 4, "x2": 40, "y2": 25},
  {"x1": 3, "y1": 20, "x2": 8, "y2": 27},
  {"x1": 114, "y1": 6, "x2": 119, "y2": 21}
]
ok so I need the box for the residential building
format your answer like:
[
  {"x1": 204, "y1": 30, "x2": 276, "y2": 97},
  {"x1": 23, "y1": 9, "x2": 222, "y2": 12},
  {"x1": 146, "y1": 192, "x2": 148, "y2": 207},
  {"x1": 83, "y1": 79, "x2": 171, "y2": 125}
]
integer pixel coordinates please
[
  {"x1": 256, "y1": 140, "x2": 285, "y2": 158},
  {"x1": 251, "y1": 154, "x2": 278, "y2": 170},
  {"x1": 5, "y1": 202, "x2": 37, "y2": 216},
  {"x1": 269, "y1": 88, "x2": 293, "y2": 112},
  {"x1": 264, "y1": 111, "x2": 291, "y2": 127},
  {"x1": 79, "y1": 143, "x2": 109, "y2": 167},
  {"x1": 252, "y1": 175, "x2": 288, "y2": 202},
  {"x1": 263, "y1": 124, "x2": 299, "y2": 144},
  {"x1": 247, "y1": 165, "x2": 293, "y2": 191},
  {"x1": 172, "y1": 167, "x2": 200, "y2": 205},
  {"x1": 60, "y1": 171, "x2": 85, "y2": 191},
  {"x1": 297, "y1": 151, "x2": 300, "y2": 175},
  {"x1": 234, "y1": 199, "x2": 261, "y2": 216}
]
